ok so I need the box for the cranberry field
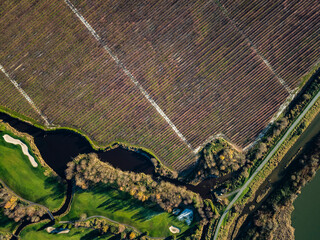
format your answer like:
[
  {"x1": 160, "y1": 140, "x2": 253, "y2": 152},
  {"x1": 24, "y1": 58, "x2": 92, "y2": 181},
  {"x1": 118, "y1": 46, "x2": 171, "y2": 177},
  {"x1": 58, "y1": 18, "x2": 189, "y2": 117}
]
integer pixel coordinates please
[{"x1": 0, "y1": 0, "x2": 319, "y2": 171}]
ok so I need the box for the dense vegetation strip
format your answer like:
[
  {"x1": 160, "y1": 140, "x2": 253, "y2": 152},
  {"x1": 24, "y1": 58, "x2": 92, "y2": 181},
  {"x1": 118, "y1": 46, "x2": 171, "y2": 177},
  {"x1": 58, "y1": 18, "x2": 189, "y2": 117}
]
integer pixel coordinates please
[
  {"x1": 213, "y1": 69, "x2": 320, "y2": 239},
  {"x1": 237, "y1": 133, "x2": 320, "y2": 240}
]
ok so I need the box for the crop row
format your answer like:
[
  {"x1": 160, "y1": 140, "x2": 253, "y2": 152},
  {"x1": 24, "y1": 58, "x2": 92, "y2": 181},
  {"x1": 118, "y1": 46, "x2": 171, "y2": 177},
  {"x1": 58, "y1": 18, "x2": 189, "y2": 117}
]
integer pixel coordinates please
[
  {"x1": 220, "y1": 0, "x2": 320, "y2": 89},
  {"x1": 70, "y1": 0, "x2": 290, "y2": 148},
  {"x1": 0, "y1": 0, "x2": 196, "y2": 171}
]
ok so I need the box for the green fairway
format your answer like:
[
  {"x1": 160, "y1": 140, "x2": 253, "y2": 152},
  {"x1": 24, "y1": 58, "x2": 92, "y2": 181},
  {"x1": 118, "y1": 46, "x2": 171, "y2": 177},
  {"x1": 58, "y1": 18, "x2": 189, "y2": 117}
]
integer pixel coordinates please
[
  {"x1": 62, "y1": 184, "x2": 192, "y2": 238},
  {"x1": 0, "y1": 131, "x2": 66, "y2": 210},
  {"x1": 20, "y1": 222, "x2": 113, "y2": 240},
  {"x1": 0, "y1": 208, "x2": 17, "y2": 235}
]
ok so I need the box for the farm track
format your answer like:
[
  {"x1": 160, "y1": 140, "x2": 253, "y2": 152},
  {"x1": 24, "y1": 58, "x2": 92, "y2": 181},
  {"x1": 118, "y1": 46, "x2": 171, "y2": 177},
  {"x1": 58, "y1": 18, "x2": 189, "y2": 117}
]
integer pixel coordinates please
[
  {"x1": 219, "y1": 0, "x2": 320, "y2": 89},
  {"x1": 215, "y1": 0, "x2": 292, "y2": 94}
]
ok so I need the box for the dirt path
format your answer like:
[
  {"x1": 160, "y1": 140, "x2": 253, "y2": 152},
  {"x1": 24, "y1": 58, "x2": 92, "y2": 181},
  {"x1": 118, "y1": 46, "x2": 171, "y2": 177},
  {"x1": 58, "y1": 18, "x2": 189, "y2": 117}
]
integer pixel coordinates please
[
  {"x1": 0, "y1": 64, "x2": 50, "y2": 126},
  {"x1": 63, "y1": 0, "x2": 193, "y2": 151}
]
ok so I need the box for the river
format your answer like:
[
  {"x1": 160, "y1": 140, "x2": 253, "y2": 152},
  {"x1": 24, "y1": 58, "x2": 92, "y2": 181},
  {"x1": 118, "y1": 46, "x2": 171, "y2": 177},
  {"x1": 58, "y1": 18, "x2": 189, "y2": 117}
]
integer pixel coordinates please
[
  {"x1": 233, "y1": 111, "x2": 320, "y2": 239},
  {"x1": 292, "y1": 163, "x2": 320, "y2": 240}
]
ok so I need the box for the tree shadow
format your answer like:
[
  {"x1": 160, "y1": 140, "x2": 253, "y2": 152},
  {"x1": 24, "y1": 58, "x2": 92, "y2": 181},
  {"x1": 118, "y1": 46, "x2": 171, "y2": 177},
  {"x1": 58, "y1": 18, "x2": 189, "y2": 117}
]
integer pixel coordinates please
[
  {"x1": 43, "y1": 176, "x2": 66, "y2": 201},
  {"x1": 80, "y1": 184, "x2": 165, "y2": 222}
]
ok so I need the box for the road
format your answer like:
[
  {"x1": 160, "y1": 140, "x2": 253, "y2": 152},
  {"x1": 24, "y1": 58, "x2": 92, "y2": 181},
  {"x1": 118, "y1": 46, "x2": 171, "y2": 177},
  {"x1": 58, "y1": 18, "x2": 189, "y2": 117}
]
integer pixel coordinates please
[{"x1": 213, "y1": 89, "x2": 320, "y2": 240}]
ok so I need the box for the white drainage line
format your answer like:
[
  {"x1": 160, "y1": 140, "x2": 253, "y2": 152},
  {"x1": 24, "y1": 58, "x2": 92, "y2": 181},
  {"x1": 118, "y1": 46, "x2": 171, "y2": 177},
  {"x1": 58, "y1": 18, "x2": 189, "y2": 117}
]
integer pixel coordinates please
[
  {"x1": 0, "y1": 64, "x2": 50, "y2": 126},
  {"x1": 64, "y1": 0, "x2": 193, "y2": 151}
]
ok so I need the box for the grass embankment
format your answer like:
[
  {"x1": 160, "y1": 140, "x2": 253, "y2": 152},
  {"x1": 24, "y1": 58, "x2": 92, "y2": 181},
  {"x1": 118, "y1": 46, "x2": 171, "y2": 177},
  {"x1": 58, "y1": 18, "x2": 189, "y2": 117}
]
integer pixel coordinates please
[
  {"x1": 20, "y1": 222, "x2": 113, "y2": 240},
  {"x1": 62, "y1": 184, "x2": 190, "y2": 238},
  {"x1": 0, "y1": 123, "x2": 66, "y2": 210},
  {"x1": 217, "y1": 85, "x2": 320, "y2": 239}
]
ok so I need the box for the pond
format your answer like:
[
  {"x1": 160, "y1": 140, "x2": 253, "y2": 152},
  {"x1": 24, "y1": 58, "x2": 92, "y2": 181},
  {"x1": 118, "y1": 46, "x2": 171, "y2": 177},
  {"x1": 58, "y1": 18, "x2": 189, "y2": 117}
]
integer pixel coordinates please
[
  {"x1": 0, "y1": 112, "x2": 220, "y2": 199},
  {"x1": 0, "y1": 112, "x2": 154, "y2": 177}
]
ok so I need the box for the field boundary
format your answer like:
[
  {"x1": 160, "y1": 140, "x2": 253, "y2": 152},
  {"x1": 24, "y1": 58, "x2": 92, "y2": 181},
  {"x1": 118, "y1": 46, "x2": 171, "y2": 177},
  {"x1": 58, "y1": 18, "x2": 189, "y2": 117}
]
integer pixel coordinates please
[
  {"x1": 64, "y1": 0, "x2": 193, "y2": 151},
  {"x1": 0, "y1": 64, "x2": 50, "y2": 126}
]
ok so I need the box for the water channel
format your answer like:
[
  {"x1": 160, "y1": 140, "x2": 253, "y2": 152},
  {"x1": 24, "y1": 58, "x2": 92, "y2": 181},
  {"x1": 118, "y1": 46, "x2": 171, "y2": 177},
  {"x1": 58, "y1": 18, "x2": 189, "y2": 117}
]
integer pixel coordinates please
[
  {"x1": 0, "y1": 112, "x2": 223, "y2": 199},
  {"x1": 234, "y1": 111, "x2": 320, "y2": 239},
  {"x1": 6, "y1": 109, "x2": 319, "y2": 238},
  {"x1": 0, "y1": 112, "x2": 222, "y2": 238}
]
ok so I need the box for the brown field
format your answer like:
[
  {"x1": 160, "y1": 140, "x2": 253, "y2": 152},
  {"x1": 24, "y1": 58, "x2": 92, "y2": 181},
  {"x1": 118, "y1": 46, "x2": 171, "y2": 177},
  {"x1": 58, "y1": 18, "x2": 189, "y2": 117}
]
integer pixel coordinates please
[
  {"x1": 0, "y1": 71, "x2": 44, "y2": 125},
  {"x1": 219, "y1": 0, "x2": 320, "y2": 89},
  {"x1": 0, "y1": 0, "x2": 319, "y2": 171}
]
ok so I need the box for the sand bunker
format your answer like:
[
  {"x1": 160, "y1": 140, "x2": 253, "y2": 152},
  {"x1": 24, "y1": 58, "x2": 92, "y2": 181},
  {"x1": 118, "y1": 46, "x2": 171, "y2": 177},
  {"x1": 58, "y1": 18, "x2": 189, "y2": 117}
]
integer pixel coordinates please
[
  {"x1": 169, "y1": 225, "x2": 180, "y2": 234},
  {"x1": 3, "y1": 134, "x2": 38, "y2": 167}
]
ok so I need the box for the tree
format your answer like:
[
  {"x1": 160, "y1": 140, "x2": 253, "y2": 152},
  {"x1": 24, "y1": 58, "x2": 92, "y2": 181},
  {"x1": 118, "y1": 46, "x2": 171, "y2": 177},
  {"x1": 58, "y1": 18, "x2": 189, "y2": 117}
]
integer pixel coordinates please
[
  {"x1": 129, "y1": 232, "x2": 136, "y2": 239},
  {"x1": 118, "y1": 224, "x2": 126, "y2": 233}
]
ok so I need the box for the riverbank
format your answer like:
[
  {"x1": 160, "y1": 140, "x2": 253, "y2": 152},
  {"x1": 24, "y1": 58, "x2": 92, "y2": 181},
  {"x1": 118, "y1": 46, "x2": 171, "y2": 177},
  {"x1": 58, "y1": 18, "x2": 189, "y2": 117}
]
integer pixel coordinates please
[
  {"x1": 0, "y1": 107, "x2": 174, "y2": 177},
  {"x1": 235, "y1": 131, "x2": 320, "y2": 240},
  {"x1": 214, "y1": 76, "x2": 320, "y2": 240}
]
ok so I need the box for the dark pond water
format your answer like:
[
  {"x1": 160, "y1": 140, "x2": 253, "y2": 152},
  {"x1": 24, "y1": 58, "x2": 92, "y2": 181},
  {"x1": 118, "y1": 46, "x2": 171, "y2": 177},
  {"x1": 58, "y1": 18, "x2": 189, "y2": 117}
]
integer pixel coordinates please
[
  {"x1": 0, "y1": 112, "x2": 219, "y2": 199},
  {"x1": 0, "y1": 112, "x2": 154, "y2": 177}
]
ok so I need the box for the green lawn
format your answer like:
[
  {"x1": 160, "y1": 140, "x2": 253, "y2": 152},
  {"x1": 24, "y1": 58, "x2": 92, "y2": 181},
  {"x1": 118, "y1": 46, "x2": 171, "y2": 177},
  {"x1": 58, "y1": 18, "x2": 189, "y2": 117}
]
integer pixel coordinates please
[
  {"x1": 0, "y1": 208, "x2": 17, "y2": 235},
  {"x1": 20, "y1": 222, "x2": 113, "y2": 240},
  {"x1": 0, "y1": 131, "x2": 66, "y2": 210},
  {"x1": 62, "y1": 184, "x2": 192, "y2": 238}
]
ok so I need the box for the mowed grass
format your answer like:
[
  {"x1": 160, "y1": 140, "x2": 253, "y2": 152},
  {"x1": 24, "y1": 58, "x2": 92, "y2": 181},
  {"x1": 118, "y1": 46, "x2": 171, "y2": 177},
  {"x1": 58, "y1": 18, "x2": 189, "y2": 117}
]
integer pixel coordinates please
[
  {"x1": 62, "y1": 184, "x2": 191, "y2": 238},
  {"x1": 20, "y1": 222, "x2": 113, "y2": 240},
  {"x1": 0, "y1": 132, "x2": 66, "y2": 210},
  {"x1": 0, "y1": 208, "x2": 17, "y2": 234}
]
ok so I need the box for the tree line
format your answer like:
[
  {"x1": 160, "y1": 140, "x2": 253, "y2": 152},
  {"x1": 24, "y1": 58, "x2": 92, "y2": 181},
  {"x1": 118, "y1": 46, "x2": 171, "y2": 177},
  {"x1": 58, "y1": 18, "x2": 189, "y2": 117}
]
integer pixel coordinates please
[
  {"x1": 66, "y1": 153, "x2": 217, "y2": 225},
  {"x1": 0, "y1": 186, "x2": 46, "y2": 223},
  {"x1": 237, "y1": 133, "x2": 320, "y2": 240}
]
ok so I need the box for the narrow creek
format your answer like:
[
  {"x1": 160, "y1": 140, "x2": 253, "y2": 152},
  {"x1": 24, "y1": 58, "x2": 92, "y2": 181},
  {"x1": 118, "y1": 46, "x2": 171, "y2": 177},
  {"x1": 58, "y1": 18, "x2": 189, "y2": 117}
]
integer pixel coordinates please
[
  {"x1": 0, "y1": 112, "x2": 223, "y2": 198},
  {"x1": 0, "y1": 112, "x2": 223, "y2": 238}
]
